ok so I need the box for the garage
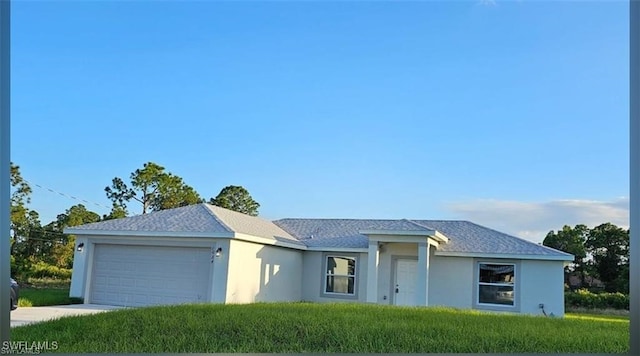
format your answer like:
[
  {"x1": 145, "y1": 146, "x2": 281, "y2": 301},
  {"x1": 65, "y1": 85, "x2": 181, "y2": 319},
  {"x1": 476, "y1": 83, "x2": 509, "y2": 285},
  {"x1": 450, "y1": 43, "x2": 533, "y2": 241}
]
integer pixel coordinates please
[{"x1": 89, "y1": 244, "x2": 212, "y2": 307}]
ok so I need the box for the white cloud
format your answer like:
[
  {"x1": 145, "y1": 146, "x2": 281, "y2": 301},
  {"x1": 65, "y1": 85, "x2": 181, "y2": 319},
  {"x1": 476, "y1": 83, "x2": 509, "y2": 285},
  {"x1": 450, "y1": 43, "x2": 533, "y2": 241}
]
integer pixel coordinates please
[{"x1": 445, "y1": 197, "x2": 629, "y2": 244}]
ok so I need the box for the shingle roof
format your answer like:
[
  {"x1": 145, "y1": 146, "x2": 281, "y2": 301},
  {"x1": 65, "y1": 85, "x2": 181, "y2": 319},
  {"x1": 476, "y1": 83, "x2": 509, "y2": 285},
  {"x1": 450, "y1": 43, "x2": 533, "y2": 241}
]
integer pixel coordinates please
[
  {"x1": 67, "y1": 204, "x2": 232, "y2": 234},
  {"x1": 66, "y1": 203, "x2": 572, "y2": 259},
  {"x1": 274, "y1": 218, "x2": 572, "y2": 258},
  {"x1": 204, "y1": 205, "x2": 304, "y2": 245},
  {"x1": 412, "y1": 220, "x2": 573, "y2": 257},
  {"x1": 271, "y1": 219, "x2": 433, "y2": 248}
]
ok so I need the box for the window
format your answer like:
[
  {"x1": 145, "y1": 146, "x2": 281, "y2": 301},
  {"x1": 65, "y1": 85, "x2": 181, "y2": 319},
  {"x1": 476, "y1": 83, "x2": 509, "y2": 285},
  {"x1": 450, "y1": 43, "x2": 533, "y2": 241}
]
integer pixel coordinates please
[
  {"x1": 325, "y1": 255, "x2": 356, "y2": 295},
  {"x1": 478, "y1": 263, "x2": 515, "y2": 307}
]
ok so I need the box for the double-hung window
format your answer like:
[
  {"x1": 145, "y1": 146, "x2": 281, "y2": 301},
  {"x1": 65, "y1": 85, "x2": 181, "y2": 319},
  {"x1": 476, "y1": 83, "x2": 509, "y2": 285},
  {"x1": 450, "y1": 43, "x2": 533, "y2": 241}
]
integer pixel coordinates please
[{"x1": 325, "y1": 255, "x2": 356, "y2": 296}]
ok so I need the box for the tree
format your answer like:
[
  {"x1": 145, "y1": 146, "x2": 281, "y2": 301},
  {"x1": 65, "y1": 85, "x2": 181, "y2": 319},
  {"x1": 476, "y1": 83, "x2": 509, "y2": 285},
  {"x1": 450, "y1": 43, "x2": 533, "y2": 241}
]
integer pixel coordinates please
[
  {"x1": 102, "y1": 203, "x2": 127, "y2": 220},
  {"x1": 209, "y1": 185, "x2": 260, "y2": 216},
  {"x1": 585, "y1": 223, "x2": 629, "y2": 293},
  {"x1": 9, "y1": 163, "x2": 43, "y2": 276},
  {"x1": 105, "y1": 162, "x2": 202, "y2": 215},
  {"x1": 54, "y1": 204, "x2": 101, "y2": 228},
  {"x1": 10, "y1": 209, "x2": 44, "y2": 273},
  {"x1": 153, "y1": 174, "x2": 202, "y2": 211},
  {"x1": 543, "y1": 224, "x2": 589, "y2": 288},
  {"x1": 10, "y1": 162, "x2": 31, "y2": 207},
  {"x1": 10, "y1": 163, "x2": 34, "y2": 240},
  {"x1": 104, "y1": 177, "x2": 135, "y2": 216},
  {"x1": 45, "y1": 204, "x2": 101, "y2": 269}
]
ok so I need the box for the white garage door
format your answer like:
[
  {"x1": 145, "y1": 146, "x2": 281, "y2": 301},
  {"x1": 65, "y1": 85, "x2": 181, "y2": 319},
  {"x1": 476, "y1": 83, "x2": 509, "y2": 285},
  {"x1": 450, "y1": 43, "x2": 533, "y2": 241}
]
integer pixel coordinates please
[{"x1": 90, "y1": 244, "x2": 212, "y2": 307}]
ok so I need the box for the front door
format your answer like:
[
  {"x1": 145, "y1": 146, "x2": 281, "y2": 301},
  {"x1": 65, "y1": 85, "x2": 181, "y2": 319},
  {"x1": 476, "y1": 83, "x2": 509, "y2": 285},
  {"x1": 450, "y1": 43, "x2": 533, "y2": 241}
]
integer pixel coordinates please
[{"x1": 394, "y1": 259, "x2": 417, "y2": 306}]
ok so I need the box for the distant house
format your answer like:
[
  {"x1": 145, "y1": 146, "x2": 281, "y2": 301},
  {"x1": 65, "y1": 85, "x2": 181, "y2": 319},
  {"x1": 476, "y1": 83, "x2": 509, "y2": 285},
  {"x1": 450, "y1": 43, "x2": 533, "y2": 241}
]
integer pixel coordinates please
[
  {"x1": 568, "y1": 274, "x2": 605, "y2": 290},
  {"x1": 65, "y1": 203, "x2": 573, "y2": 316}
]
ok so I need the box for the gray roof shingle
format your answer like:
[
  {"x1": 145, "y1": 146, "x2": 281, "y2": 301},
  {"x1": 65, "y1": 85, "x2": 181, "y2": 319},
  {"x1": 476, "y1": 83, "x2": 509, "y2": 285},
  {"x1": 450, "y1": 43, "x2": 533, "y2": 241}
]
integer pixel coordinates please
[
  {"x1": 67, "y1": 204, "x2": 232, "y2": 234},
  {"x1": 412, "y1": 220, "x2": 573, "y2": 257},
  {"x1": 274, "y1": 218, "x2": 572, "y2": 258},
  {"x1": 271, "y1": 219, "x2": 433, "y2": 248},
  {"x1": 66, "y1": 203, "x2": 571, "y2": 259},
  {"x1": 205, "y1": 205, "x2": 304, "y2": 245}
]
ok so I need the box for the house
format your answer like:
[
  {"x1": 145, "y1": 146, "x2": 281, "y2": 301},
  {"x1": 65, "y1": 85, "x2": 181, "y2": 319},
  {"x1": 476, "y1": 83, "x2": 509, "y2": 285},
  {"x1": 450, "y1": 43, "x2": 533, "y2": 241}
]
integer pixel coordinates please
[
  {"x1": 567, "y1": 274, "x2": 605, "y2": 291},
  {"x1": 65, "y1": 203, "x2": 573, "y2": 316}
]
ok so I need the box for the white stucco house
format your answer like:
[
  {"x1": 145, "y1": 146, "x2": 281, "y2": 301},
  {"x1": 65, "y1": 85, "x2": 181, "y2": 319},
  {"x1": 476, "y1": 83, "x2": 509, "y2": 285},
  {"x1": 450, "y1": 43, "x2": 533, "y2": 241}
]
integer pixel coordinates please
[{"x1": 65, "y1": 203, "x2": 573, "y2": 316}]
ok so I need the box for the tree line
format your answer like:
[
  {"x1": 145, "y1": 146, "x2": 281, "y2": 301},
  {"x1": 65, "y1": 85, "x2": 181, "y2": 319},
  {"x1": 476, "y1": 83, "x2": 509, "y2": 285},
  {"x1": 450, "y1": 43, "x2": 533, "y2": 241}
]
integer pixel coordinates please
[
  {"x1": 9, "y1": 161, "x2": 260, "y2": 280},
  {"x1": 543, "y1": 223, "x2": 629, "y2": 294}
]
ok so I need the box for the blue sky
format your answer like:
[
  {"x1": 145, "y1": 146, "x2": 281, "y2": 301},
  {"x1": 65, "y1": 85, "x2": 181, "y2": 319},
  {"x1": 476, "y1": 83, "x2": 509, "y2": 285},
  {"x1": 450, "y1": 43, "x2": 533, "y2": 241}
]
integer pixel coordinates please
[{"x1": 10, "y1": 1, "x2": 629, "y2": 242}]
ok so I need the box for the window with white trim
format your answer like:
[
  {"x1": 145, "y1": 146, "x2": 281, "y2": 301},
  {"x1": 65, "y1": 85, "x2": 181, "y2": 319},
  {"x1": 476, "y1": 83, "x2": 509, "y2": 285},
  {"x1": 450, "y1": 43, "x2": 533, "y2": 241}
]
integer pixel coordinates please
[
  {"x1": 324, "y1": 255, "x2": 356, "y2": 295},
  {"x1": 478, "y1": 263, "x2": 515, "y2": 307}
]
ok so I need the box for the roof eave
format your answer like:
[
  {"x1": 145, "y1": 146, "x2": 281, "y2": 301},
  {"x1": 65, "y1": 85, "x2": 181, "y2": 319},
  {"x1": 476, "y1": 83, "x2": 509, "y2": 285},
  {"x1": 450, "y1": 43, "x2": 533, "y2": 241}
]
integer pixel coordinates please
[
  {"x1": 359, "y1": 229, "x2": 449, "y2": 244},
  {"x1": 63, "y1": 229, "x2": 235, "y2": 239},
  {"x1": 233, "y1": 233, "x2": 307, "y2": 250},
  {"x1": 432, "y1": 231, "x2": 449, "y2": 243},
  {"x1": 306, "y1": 247, "x2": 368, "y2": 253},
  {"x1": 359, "y1": 229, "x2": 434, "y2": 236},
  {"x1": 434, "y1": 251, "x2": 574, "y2": 261}
]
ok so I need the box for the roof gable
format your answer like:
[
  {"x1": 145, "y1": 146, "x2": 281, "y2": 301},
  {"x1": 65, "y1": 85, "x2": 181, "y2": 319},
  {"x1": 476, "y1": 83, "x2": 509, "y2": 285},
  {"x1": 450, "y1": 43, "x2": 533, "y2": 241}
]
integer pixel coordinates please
[
  {"x1": 65, "y1": 203, "x2": 304, "y2": 246},
  {"x1": 66, "y1": 204, "x2": 232, "y2": 235},
  {"x1": 204, "y1": 205, "x2": 302, "y2": 244}
]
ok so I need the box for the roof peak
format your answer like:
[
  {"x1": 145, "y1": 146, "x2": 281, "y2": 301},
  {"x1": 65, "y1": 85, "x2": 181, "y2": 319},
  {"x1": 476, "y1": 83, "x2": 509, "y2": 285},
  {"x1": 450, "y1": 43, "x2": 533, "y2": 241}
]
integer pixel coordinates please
[{"x1": 275, "y1": 217, "x2": 464, "y2": 223}]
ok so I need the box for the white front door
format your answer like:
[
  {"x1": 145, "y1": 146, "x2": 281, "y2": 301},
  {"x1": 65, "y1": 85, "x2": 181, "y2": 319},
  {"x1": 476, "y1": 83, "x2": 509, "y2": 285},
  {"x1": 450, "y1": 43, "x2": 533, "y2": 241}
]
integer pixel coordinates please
[{"x1": 394, "y1": 259, "x2": 418, "y2": 306}]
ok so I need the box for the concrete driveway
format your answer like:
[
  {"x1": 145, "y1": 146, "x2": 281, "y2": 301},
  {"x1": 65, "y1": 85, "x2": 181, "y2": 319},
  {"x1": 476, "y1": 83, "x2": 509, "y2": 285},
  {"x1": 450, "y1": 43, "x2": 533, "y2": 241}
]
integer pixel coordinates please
[{"x1": 10, "y1": 304, "x2": 124, "y2": 328}]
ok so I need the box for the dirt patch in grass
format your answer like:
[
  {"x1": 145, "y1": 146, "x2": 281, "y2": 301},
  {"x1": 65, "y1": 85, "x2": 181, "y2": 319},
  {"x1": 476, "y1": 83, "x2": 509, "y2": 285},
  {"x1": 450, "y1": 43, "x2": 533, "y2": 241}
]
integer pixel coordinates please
[{"x1": 566, "y1": 307, "x2": 629, "y2": 317}]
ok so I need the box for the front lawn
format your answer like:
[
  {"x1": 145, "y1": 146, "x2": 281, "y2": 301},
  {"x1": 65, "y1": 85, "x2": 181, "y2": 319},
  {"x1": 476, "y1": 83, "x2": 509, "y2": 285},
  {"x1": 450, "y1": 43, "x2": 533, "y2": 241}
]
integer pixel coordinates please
[
  {"x1": 10, "y1": 303, "x2": 629, "y2": 353},
  {"x1": 566, "y1": 313, "x2": 629, "y2": 323},
  {"x1": 18, "y1": 288, "x2": 82, "y2": 307}
]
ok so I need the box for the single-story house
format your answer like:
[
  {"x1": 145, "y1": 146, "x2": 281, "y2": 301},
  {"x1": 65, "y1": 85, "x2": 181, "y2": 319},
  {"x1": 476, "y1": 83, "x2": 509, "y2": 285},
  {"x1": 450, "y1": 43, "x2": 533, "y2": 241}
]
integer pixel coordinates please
[{"x1": 65, "y1": 203, "x2": 573, "y2": 316}]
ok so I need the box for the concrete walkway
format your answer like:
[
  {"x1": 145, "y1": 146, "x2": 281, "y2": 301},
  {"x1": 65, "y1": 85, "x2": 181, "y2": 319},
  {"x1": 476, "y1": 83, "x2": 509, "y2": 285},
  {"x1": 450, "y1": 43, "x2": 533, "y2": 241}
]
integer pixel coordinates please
[{"x1": 10, "y1": 304, "x2": 123, "y2": 328}]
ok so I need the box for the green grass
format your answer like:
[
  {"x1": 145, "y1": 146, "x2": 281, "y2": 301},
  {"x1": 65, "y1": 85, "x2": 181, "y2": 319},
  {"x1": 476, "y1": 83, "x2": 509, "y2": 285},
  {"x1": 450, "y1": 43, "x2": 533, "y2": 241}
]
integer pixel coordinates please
[
  {"x1": 566, "y1": 312, "x2": 629, "y2": 322},
  {"x1": 10, "y1": 303, "x2": 629, "y2": 353},
  {"x1": 17, "y1": 288, "x2": 82, "y2": 307}
]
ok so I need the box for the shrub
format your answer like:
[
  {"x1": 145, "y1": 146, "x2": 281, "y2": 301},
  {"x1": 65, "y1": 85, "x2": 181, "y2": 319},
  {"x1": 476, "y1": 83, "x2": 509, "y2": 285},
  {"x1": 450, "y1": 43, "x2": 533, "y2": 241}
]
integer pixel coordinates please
[
  {"x1": 17, "y1": 299, "x2": 33, "y2": 307},
  {"x1": 565, "y1": 289, "x2": 629, "y2": 310},
  {"x1": 25, "y1": 261, "x2": 72, "y2": 280},
  {"x1": 26, "y1": 277, "x2": 71, "y2": 289},
  {"x1": 605, "y1": 292, "x2": 629, "y2": 310}
]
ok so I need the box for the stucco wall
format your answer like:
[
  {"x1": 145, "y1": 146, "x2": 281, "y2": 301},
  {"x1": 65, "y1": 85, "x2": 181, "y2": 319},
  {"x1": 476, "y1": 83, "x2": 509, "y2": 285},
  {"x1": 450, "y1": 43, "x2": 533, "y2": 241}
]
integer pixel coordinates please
[
  {"x1": 69, "y1": 236, "x2": 89, "y2": 299},
  {"x1": 225, "y1": 239, "x2": 303, "y2": 303},
  {"x1": 376, "y1": 245, "x2": 564, "y2": 316},
  {"x1": 210, "y1": 239, "x2": 230, "y2": 303},
  {"x1": 428, "y1": 254, "x2": 474, "y2": 309},
  {"x1": 519, "y1": 259, "x2": 566, "y2": 317},
  {"x1": 301, "y1": 251, "x2": 368, "y2": 303},
  {"x1": 429, "y1": 256, "x2": 566, "y2": 316},
  {"x1": 377, "y1": 243, "x2": 418, "y2": 304}
]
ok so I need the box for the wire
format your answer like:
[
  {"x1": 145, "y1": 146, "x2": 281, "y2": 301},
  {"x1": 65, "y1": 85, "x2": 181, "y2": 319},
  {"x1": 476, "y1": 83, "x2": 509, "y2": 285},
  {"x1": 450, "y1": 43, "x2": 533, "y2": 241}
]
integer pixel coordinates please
[
  {"x1": 13, "y1": 236, "x2": 67, "y2": 244},
  {"x1": 23, "y1": 179, "x2": 112, "y2": 210},
  {"x1": 11, "y1": 226, "x2": 77, "y2": 240}
]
